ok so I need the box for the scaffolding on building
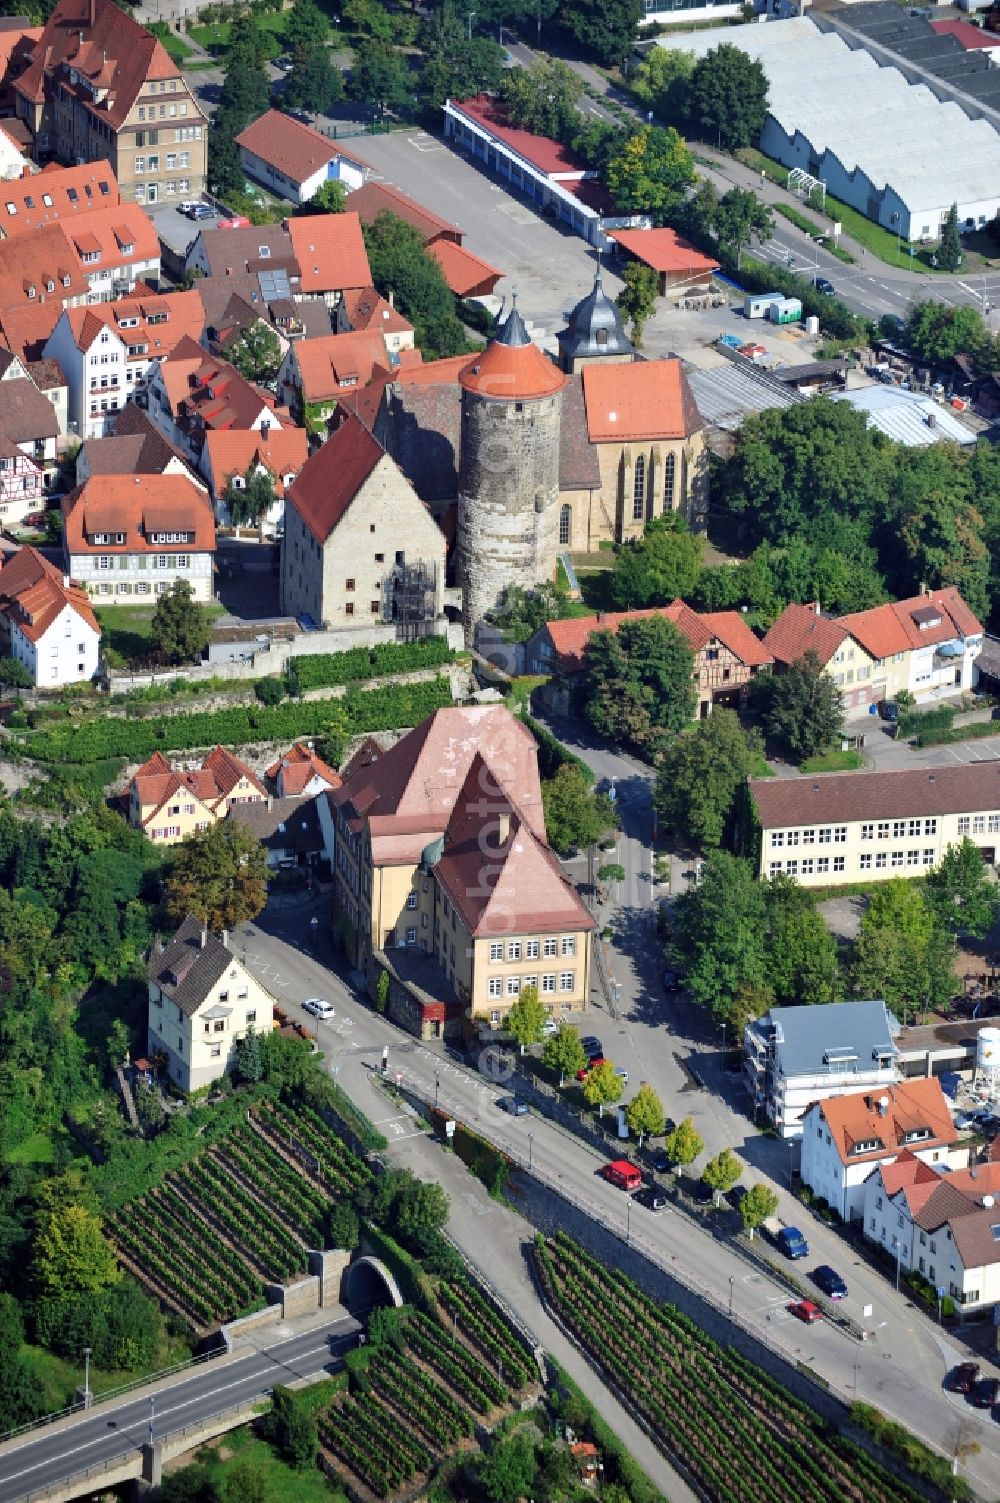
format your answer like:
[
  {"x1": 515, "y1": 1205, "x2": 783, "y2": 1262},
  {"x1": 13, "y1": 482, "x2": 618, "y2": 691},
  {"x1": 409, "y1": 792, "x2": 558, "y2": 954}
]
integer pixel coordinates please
[{"x1": 383, "y1": 557, "x2": 438, "y2": 641}]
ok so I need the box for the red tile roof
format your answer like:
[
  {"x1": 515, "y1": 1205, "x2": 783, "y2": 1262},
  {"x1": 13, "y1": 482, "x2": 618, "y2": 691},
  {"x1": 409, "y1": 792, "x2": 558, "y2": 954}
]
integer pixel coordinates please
[
  {"x1": 14, "y1": 0, "x2": 183, "y2": 131},
  {"x1": 750, "y1": 760, "x2": 1000, "y2": 829},
  {"x1": 204, "y1": 428, "x2": 308, "y2": 499},
  {"x1": 581, "y1": 359, "x2": 702, "y2": 442},
  {"x1": 609, "y1": 227, "x2": 720, "y2": 276},
  {"x1": 541, "y1": 600, "x2": 771, "y2": 676},
  {"x1": 286, "y1": 211, "x2": 371, "y2": 295},
  {"x1": 0, "y1": 542, "x2": 99, "y2": 641},
  {"x1": 339, "y1": 286, "x2": 414, "y2": 338},
  {"x1": 0, "y1": 221, "x2": 88, "y2": 309},
  {"x1": 130, "y1": 745, "x2": 264, "y2": 825},
  {"x1": 346, "y1": 180, "x2": 462, "y2": 244},
  {"x1": 236, "y1": 109, "x2": 362, "y2": 189},
  {"x1": 762, "y1": 601, "x2": 850, "y2": 668},
  {"x1": 292, "y1": 329, "x2": 395, "y2": 405},
  {"x1": 459, "y1": 338, "x2": 565, "y2": 401},
  {"x1": 266, "y1": 739, "x2": 342, "y2": 796},
  {"x1": 0, "y1": 301, "x2": 63, "y2": 362},
  {"x1": 62, "y1": 473, "x2": 216, "y2": 556},
  {"x1": 452, "y1": 95, "x2": 590, "y2": 179},
  {"x1": 57, "y1": 287, "x2": 204, "y2": 361},
  {"x1": 879, "y1": 1149, "x2": 941, "y2": 1199},
  {"x1": 0, "y1": 161, "x2": 120, "y2": 235},
  {"x1": 286, "y1": 410, "x2": 386, "y2": 543},
  {"x1": 816, "y1": 1079, "x2": 955, "y2": 1167},
  {"x1": 428, "y1": 239, "x2": 503, "y2": 298},
  {"x1": 840, "y1": 588, "x2": 982, "y2": 662}
]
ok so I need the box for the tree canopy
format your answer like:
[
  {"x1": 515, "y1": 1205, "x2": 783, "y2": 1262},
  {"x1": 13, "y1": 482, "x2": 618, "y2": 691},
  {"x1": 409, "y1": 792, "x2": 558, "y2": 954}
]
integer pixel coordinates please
[
  {"x1": 348, "y1": 40, "x2": 413, "y2": 116},
  {"x1": 937, "y1": 203, "x2": 963, "y2": 273},
  {"x1": 627, "y1": 1083, "x2": 668, "y2": 1144},
  {"x1": 852, "y1": 879, "x2": 956, "y2": 1024},
  {"x1": 151, "y1": 581, "x2": 213, "y2": 665},
  {"x1": 688, "y1": 45, "x2": 769, "y2": 149},
  {"x1": 363, "y1": 210, "x2": 469, "y2": 359},
  {"x1": 223, "y1": 467, "x2": 278, "y2": 529},
  {"x1": 758, "y1": 650, "x2": 845, "y2": 764},
  {"x1": 653, "y1": 709, "x2": 763, "y2": 851},
  {"x1": 615, "y1": 262, "x2": 659, "y2": 349},
  {"x1": 608, "y1": 514, "x2": 705, "y2": 609},
  {"x1": 284, "y1": 44, "x2": 344, "y2": 113},
  {"x1": 163, "y1": 821, "x2": 270, "y2": 933},
  {"x1": 497, "y1": 57, "x2": 583, "y2": 139},
  {"x1": 714, "y1": 188, "x2": 774, "y2": 268},
  {"x1": 417, "y1": 4, "x2": 505, "y2": 112},
  {"x1": 226, "y1": 322, "x2": 282, "y2": 386},
  {"x1": 541, "y1": 764, "x2": 617, "y2": 855},
  {"x1": 605, "y1": 125, "x2": 695, "y2": 219},
  {"x1": 925, "y1": 838, "x2": 1000, "y2": 940},
  {"x1": 556, "y1": 0, "x2": 641, "y2": 66},
  {"x1": 582, "y1": 615, "x2": 697, "y2": 755}
]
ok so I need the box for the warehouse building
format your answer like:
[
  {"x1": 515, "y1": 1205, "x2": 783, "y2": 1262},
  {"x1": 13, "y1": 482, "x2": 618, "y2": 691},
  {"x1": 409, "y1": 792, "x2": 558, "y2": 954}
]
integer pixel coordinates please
[{"x1": 657, "y1": 15, "x2": 1000, "y2": 239}]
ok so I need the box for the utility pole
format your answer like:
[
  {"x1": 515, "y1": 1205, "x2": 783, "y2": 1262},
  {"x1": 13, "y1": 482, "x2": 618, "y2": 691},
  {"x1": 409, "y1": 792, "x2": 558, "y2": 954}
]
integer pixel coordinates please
[{"x1": 467, "y1": 9, "x2": 475, "y2": 39}]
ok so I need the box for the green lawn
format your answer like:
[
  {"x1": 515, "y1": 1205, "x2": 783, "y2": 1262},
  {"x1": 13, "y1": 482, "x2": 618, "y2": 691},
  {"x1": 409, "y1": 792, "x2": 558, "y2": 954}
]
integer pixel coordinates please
[
  {"x1": 149, "y1": 23, "x2": 194, "y2": 63},
  {"x1": 4, "y1": 1131, "x2": 56, "y2": 1166},
  {"x1": 22, "y1": 1325, "x2": 195, "y2": 1412},
  {"x1": 799, "y1": 747, "x2": 866, "y2": 774},
  {"x1": 94, "y1": 603, "x2": 224, "y2": 662},
  {"x1": 190, "y1": 11, "x2": 289, "y2": 55}
]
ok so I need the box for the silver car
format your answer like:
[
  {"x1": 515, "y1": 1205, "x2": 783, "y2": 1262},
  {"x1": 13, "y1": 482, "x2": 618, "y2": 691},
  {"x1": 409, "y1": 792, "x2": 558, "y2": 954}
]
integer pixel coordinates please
[{"x1": 303, "y1": 997, "x2": 335, "y2": 1020}]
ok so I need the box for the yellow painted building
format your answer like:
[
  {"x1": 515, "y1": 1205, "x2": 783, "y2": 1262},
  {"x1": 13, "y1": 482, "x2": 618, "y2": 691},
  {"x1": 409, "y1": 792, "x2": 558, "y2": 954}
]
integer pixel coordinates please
[{"x1": 127, "y1": 747, "x2": 266, "y2": 845}]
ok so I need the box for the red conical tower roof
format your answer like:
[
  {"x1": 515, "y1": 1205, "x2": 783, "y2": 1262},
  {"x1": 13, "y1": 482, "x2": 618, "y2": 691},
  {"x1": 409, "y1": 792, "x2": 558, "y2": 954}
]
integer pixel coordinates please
[{"x1": 459, "y1": 295, "x2": 566, "y2": 401}]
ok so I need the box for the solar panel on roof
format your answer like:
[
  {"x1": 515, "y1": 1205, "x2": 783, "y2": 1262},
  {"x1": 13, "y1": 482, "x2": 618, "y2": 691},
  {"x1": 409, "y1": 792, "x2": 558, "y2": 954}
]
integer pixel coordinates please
[{"x1": 258, "y1": 269, "x2": 291, "y2": 301}]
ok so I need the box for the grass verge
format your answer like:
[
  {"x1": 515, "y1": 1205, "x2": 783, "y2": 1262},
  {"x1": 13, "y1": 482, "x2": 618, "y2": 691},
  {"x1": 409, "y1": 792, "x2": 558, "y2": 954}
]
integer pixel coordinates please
[
  {"x1": 173, "y1": 1422, "x2": 349, "y2": 1503},
  {"x1": 799, "y1": 747, "x2": 866, "y2": 773},
  {"x1": 95, "y1": 603, "x2": 225, "y2": 662}
]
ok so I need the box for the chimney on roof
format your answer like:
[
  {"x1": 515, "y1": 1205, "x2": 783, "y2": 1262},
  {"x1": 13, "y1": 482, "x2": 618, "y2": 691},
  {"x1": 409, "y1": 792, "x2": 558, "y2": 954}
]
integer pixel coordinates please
[
  {"x1": 920, "y1": 581, "x2": 929, "y2": 596},
  {"x1": 926, "y1": 412, "x2": 937, "y2": 430},
  {"x1": 596, "y1": 611, "x2": 605, "y2": 624},
  {"x1": 814, "y1": 600, "x2": 821, "y2": 616},
  {"x1": 267, "y1": 794, "x2": 273, "y2": 811},
  {"x1": 221, "y1": 929, "x2": 228, "y2": 949},
  {"x1": 89, "y1": 0, "x2": 95, "y2": 27},
  {"x1": 984, "y1": 1194, "x2": 995, "y2": 1209},
  {"x1": 200, "y1": 926, "x2": 207, "y2": 948},
  {"x1": 497, "y1": 811, "x2": 510, "y2": 844},
  {"x1": 388, "y1": 289, "x2": 394, "y2": 308}
]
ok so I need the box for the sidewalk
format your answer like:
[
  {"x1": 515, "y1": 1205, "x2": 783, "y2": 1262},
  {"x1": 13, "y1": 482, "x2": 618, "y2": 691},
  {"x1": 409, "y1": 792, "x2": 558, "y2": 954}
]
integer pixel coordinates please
[{"x1": 382, "y1": 1125, "x2": 700, "y2": 1503}]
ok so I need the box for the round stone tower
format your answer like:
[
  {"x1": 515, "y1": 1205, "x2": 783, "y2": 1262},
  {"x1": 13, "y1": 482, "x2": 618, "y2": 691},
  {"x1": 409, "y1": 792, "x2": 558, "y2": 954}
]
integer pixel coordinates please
[{"x1": 457, "y1": 299, "x2": 567, "y2": 646}]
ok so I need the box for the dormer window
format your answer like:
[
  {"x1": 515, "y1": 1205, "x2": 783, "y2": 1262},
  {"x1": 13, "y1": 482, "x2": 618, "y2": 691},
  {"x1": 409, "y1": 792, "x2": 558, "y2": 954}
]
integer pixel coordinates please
[
  {"x1": 26, "y1": 284, "x2": 35, "y2": 299},
  {"x1": 45, "y1": 280, "x2": 54, "y2": 293},
  {"x1": 850, "y1": 1137, "x2": 882, "y2": 1155},
  {"x1": 61, "y1": 274, "x2": 71, "y2": 287},
  {"x1": 259, "y1": 246, "x2": 271, "y2": 258},
  {"x1": 4, "y1": 203, "x2": 15, "y2": 216},
  {"x1": 42, "y1": 194, "x2": 52, "y2": 207},
  {"x1": 91, "y1": 532, "x2": 126, "y2": 545}
]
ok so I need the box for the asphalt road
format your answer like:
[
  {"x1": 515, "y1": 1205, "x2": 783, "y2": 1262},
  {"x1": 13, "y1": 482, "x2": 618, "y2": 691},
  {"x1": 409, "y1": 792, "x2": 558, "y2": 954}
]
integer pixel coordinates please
[
  {"x1": 0, "y1": 1316, "x2": 360, "y2": 1503},
  {"x1": 231, "y1": 879, "x2": 1000, "y2": 1497}
]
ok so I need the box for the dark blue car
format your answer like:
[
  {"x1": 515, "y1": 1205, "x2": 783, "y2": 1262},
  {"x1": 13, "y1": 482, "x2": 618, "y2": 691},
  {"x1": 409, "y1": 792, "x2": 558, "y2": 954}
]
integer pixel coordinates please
[{"x1": 812, "y1": 1264, "x2": 848, "y2": 1300}]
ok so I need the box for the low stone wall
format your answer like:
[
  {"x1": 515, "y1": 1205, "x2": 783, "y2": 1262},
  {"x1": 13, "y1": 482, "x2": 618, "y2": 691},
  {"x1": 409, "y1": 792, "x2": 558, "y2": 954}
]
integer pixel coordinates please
[
  {"x1": 266, "y1": 1274, "x2": 321, "y2": 1320},
  {"x1": 309, "y1": 1248, "x2": 351, "y2": 1309},
  {"x1": 107, "y1": 660, "x2": 473, "y2": 705},
  {"x1": 220, "y1": 1304, "x2": 282, "y2": 1350}
]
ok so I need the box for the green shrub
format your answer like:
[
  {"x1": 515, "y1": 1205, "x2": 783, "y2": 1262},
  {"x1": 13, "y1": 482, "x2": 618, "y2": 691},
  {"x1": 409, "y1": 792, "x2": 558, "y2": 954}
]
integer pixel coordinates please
[
  {"x1": 850, "y1": 1402, "x2": 972, "y2": 1502},
  {"x1": 291, "y1": 636, "x2": 455, "y2": 691},
  {"x1": 915, "y1": 719, "x2": 997, "y2": 748},
  {"x1": 521, "y1": 714, "x2": 594, "y2": 786}
]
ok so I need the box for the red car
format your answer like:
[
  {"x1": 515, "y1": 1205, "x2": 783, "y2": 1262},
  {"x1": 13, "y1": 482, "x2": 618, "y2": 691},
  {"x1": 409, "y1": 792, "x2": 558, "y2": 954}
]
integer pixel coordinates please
[
  {"x1": 788, "y1": 1300, "x2": 824, "y2": 1324},
  {"x1": 577, "y1": 1057, "x2": 606, "y2": 1081}
]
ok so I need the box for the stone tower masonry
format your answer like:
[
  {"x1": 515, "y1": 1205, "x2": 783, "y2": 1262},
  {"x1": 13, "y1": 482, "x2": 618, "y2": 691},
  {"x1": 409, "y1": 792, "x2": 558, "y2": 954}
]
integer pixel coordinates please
[{"x1": 457, "y1": 300, "x2": 567, "y2": 647}]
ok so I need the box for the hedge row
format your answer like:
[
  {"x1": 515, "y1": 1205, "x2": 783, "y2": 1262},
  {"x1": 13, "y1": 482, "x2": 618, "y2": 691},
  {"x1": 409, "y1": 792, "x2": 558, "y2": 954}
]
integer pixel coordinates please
[
  {"x1": 521, "y1": 714, "x2": 595, "y2": 787},
  {"x1": 292, "y1": 636, "x2": 456, "y2": 691},
  {"x1": 914, "y1": 719, "x2": 998, "y2": 748},
  {"x1": 19, "y1": 678, "x2": 454, "y2": 765}
]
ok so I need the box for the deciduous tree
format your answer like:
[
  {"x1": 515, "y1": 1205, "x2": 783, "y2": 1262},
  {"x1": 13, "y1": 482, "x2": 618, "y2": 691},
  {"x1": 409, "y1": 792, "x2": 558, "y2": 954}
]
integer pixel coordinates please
[
  {"x1": 766, "y1": 874, "x2": 839, "y2": 1007},
  {"x1": 363, "y1": 210, "x2": 468, "y2": 358},
  {"x1": 541, "y1": 764, "x2": 616, "y2": 855},
  {"x1": 702, "y1": 1147, "x2": 741, "y2": 1204},
  {"x1": 150, "y1": 581, "x2": 213, "y2": 665},
  {"x1": 631, "y1": 45, "x2": 694, "y2": 126},
  {"x1": 626, "y1": 1083, "x2": 667, "y2": 1145},
  {"x1": 223, "y1": 466, "x2": 278, "y2": 529},
  {"x1": 688, "y1": 44, "x2": 768, "y2": 149},
  {"x1": 671, "y1": 851, "x2": 769, "y2": 1026},
  {"x1": 582, "y1": 1059, "x2": 623, "y2": 1117},
  {"x1": 556, "y1": 0, "x2": 642, "y2": 66},
  {"x1": 662, "y1": 1112, "x2": 701, "y2": 1165},
  {"x1": 582, "y1": 615, "x2": 697, "y2": 755},
  {"x1": 497, "y1": 57, "x2": 583, "y2": 139},
  {"x1": 163, "y1": 821, "x2": 269, "y2": 933},
  {"x1": 284, "y1": 44, "x2": 345, "y2": 113},
  {"x1": 543, "y1": 1023, "x2": 587, "y2": 1084},
  {"x1": 609, "y1": 514, "x2": 704, "y2": 609},
  {"x1": 654, "y1": 709, "x2": 761, "y2": 851},
  {"x1": 761, "y1": 649, "x2": 845, "y2": 763},
  {"x1": 615, "y1": 262, "x2": 659, "y2": 349},
  {"x1": 478, "y1": 1430, "x2": 537, "y2": 1503},
  {"x1": 505, "y1": 985, "x2": 547, "y2": 1050},
  {"x1": 33, "y1": 1203, "x2": 121, "y2": 1301},
  {"x1": 926, "y1": 838, "x2": 999, "y2": 939},
  {"x1": 347, "y1": 41, "x2": 412, "y2": 116},
  {"x1": 938, "y1": 202, "x2": 963, "y2": 273},
  {"x1": 740, "y1": 1181, "x2": 778, "y2": 1237},
  {"x1": 303, "y1": 179, "x2": 348, "y2": 215},
  {"x1": 714, "y1": 187, "x2": 773, "y2": 269},
  {"x1": 285, "y1": 0, "x2": 329, "y2": 54},
  {"x1": 417, "y1": 4, "x2": 505, "y2": 112},
  {"x1": 605, "y1": 125, "x2": 695, "y2": 219},
  {"x1": 853, "y1": 879, "x2": 956, "y2": 1023},
  {"x1": 227, "y1": 322, "x2": 283, "y2": 386}
]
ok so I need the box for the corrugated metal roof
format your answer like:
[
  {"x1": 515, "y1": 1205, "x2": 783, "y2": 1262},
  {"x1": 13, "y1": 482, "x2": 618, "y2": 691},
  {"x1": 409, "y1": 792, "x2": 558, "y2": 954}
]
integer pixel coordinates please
[
  {"x1": 832, "y1": 385, "x2": 976, "y2": 446},
  {"x1": 687, "y1": 361, "x2": 802, "y2": 431}
]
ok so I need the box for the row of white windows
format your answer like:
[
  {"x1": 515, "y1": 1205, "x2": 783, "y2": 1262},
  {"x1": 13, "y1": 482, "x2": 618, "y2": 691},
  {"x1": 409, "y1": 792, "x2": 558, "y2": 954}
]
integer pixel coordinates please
[
  {"x1": 632, "y1": 452, "x2": 677, "y2": 521},
  {"x1": 488, "y1": 937, "x2": 576, "y2": 960},
  {"x1": 89, "y1": 581, "x2": 175, "y2": 596},
  {"x1": 861, "y1": 819, "x2": 940, "y2": 839},
  {"x1": 769, "y1": 849, "x2": 939, "y2": 877},
  {"x1": 134, "y1": 152, "x2": 190, "y2": 173},
  {"x1": 769, "y1": 857, "x2": 846, "y2": 877},
  {"x1": 96, "y1": 555, "x2": 190, "y2": 569},
  {"x1": 959, "y1": 815, "x2": 999, "y2": 834},
  {"x1": 487, "y1": 973, "x2": 576, "y2": 997},
  {"x1": 134, "y1": 181, "x2": 190, "y2": 205},
  {"x1": 770, "y1": 827, "x2": 847, "y2": 847}
]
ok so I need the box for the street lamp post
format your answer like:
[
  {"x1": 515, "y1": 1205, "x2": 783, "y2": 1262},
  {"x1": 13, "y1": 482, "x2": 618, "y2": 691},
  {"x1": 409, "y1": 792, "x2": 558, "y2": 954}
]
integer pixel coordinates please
[
  {"x1": 626, "y1": 1196, "x2": 631, "y2": 1247},
  {"x1": 721, "y1": 1023, "x2": 727, "y2": 1071},
  {"x1": 728, "y1": 1276, "x2": 735, "y2": 1317},
  {"x1": 528, "y1": 1131, "x2": 534, "y2": 1171},
  {"x1": 853, "y1": 1361, "x2": 860, "y2": 1400},
  {"x1": 894, "y1": 1239, "x2": 902, "y2": 1292},
  {"x1": 890, "y1": 211, "x2": 901, "y2": 258},
  {"x1": 787, "y1": 1139, "x2": 795, "y2": 1189},
  {"x1": 434, "y1": 1072, "x2": 440, "y2": 1110},
  {"x1": 149, "y1": 1395, "x2": 156, "y2": 1449},
  {"x1": 83, "y1": 1347, "x2": 92, "y2": 1408},
  {"x1": 466, "y1": 9, "x2": 475, "y2": 39}
]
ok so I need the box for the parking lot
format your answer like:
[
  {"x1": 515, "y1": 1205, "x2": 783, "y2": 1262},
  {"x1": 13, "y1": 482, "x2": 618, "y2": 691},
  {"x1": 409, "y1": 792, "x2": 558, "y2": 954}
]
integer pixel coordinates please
[{"x1": 854, "y1": 708, "x2": 1000, "y2": 772}]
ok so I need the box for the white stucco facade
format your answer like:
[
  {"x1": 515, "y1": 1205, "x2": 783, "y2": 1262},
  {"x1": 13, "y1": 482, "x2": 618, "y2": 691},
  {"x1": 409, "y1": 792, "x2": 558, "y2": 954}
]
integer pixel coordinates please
[{"x1": 10, "y1": 599, "x2": 101, "y2": 687}]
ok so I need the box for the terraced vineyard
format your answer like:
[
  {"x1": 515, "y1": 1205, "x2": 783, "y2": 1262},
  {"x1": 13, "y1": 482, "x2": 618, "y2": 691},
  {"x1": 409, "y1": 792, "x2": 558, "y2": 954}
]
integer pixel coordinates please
[
  {"x1": 318, "y1": 1293, "x2": 538, "y2": 1499},
  {"x1": 110, "y1": 1097, "x2": 370, "y2": 1330},
  {"x1": 535, "y1": 1232, "x2": 930, "y2": 1503}
]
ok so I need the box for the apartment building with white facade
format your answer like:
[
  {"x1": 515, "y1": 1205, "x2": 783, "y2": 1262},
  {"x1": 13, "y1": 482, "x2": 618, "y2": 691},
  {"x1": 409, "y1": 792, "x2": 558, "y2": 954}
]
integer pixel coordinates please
[
  {"x1": 748, "y1": 763, "x2": 1000, "y2": 889},
  {"x1": 743, "y1": 998, "x2": 899, "y2": 1139},
  {"x1": 0, "y1": 544, "x2": 100, "y2": 686}
]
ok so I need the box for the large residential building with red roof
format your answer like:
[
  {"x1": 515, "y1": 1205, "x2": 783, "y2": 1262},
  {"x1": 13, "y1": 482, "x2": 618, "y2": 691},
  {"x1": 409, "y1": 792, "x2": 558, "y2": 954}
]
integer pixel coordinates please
[
  {"x1": 329, "y1": 702, "x2": 595, "y2": 1036},
  {"x1": 335, "y1": 286, "x2": 415, "y2": 355},
  {"x1": 8, "y1": 0, "x2": 208, "y2": 202},
  {"x1": 0, "y1": 542, "x2": 100, "y2": 685},
  {"x1": 280, "y1": 410, "x2": 445, "y2": 632},
  {"x1": 0, "y1": 160, "x2": 120, "y2": 237},
  {"x1": 747, "y1": 761, "x2": 1000, "y2": 888},
  {"x1": 863, "y1": 1147, "x2": 1000, "y2": 1312},
  {"x1": 800, "y1": 1078, "x2": 957, "y2": 1221},
  {"x1": 44, "y1": 288, "x2": 205, "y2": 439},
  {"x1": 266, "y1": 740, "x2": 342, "y2": 799},
  {"x1": 127, "y1": 746, "x2": 266, "y2": 845},
  {"x1": 276, "y1": 328, "x2": 402, "y2": 417},
  {"x1": 526, "y1": 599, "x2": 771, "y2": 716},
  {"x1": 144, "y1": 336, "x2": 283, "y2": 469},
  {"x1": 235, "y1": 109, "x2": 370, "y2": 206},
  {"x1": 764, "y1": 589, "x2": 983, "y2": 715},
  {"x1": 62, "y1": 471, "x2": 216, "y2": 603},
  {"x1": 202, "y1": 428, "x2": 308, "y2": 530}
]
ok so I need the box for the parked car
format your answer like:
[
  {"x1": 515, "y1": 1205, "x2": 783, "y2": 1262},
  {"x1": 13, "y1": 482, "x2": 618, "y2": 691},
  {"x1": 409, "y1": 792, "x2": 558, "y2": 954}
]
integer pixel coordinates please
[
  {"x1": 541, "y1": 1018, "x2": 559, "y2": 1036},
  {"x1": 947, "y1": 1362, "x2": 980, "y2": 1394},
  {"x1": 788, "y1": 1299, "x2": 824, "y2": 1323},
  {"x1": 185, "y1": 203, "x2": 213, "y2": 221},
  {"x1": 773, "y1": 1224, "x2": 809, "y2": 1259},
  {"x1": 496, "y1": 1095, "x2": 528, "y2": 1116},
  {"x1": 970, "y1": 1377, "x2": 1000, "y2": 1409},
  {"x1": 690, "y1": 1179, "x2": 715, "y2": 1205},
  {"x1": 303, "y1": 997, "x2": 334, "y2": 1020},
  {"x1": 663, "y1": 969, "x2": 683, "y2": 992},
  {"x1": 728, "y1": 1183, "x2": 749, "y2": 1210},
  {"x1": 274, "y1": 54, "x2": 293, "y2": 68},
  {"x1": 815, "y1": 278, "x2": 835, "y2": 295},
  {"x1": 647, "y1": 1147, "x2": 671, "y2": 1173},
  {"x1": 634, "y1": 1184, "x2": 668, "y2": 1212},
  {"x1": 811, "y1": 1265, "x2": 848, "y2": 1300},
  {"x1": 581, "y1": 1036, "x2": 603, "y2": 1058},
  {"x1": 878, "y1": 700, "x2": 900, "y2": 723},
  {"x1": 22, "y1": 510, "x2": 47, "y2": 527},
  {"x1": 576, "y1": 1057, "x2": 606, "y2": 1081},
  {"x1": 601, "y1": 1159, "x2": 642, "y2": 1192}
]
